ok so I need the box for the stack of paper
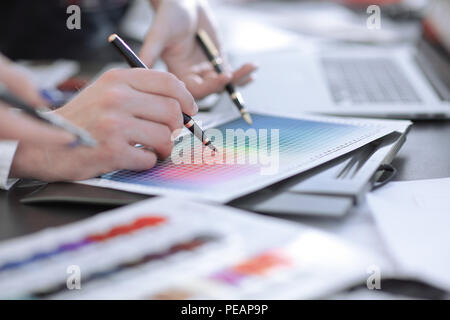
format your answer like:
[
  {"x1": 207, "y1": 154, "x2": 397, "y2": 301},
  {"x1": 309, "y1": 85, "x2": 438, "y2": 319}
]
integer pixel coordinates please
[{"x1": 367, "y1": 177, "x2": 450, "y2": 291}]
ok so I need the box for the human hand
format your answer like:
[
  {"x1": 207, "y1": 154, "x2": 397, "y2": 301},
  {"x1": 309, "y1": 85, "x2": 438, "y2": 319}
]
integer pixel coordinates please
[
  {"x1": 10, "y1": 68, "x2": 197, "y2": 182},
  {"x1": 140, "y1": 0, "x2": 257, "y2": 99},
  {"x1": 0, "y1": 104, "x2": 73, "y2": 146},
  {"x1": 0, "y1": 55, "x2": 47, "y2": 107}
]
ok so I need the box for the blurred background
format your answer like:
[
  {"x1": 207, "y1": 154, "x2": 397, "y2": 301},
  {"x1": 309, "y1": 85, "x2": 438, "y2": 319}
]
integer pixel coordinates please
[
  {"x1": 0, "y1": 0, "x2": 435, "y2": 61},
  {"x1": 0, "y1": 0, "x2": 441, "y2": 108}
]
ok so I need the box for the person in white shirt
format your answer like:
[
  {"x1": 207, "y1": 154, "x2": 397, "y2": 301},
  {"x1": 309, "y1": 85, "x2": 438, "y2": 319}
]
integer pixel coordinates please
[{"x1": 0, "y1": 0, "x2": 256, "y2": 190}]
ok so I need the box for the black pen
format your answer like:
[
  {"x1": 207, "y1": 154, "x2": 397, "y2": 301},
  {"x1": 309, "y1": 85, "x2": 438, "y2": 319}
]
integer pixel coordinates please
[
  {"x1": 108, "y1": 34, "x2": 218, "y2": 152},
  {"x1": 196, "y1": 29, "x2": 252, "y2": 125},
  {"x1": 0, "y1": 84, "x2": 96, "y2": 147}
]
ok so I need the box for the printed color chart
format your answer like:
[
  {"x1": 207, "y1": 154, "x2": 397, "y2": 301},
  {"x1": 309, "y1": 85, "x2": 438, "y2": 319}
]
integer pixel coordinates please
[
  {"x1": 0, "y1": 198, "x2": 382, "y2": 299},
  {"x1": 81, "y1": 114, "x2": 393, "y2": 202}
]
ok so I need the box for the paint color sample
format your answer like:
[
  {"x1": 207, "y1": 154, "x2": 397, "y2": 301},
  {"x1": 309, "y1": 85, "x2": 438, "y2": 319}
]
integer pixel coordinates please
[
  {"x1": 0, "y1": 216, "x2": 166, "y2": 273},
  {"x1": 31, "y1": 235, "x2": 217, "y2": 299},
  {"x1": 0, "y1": 198, "x2": 383, "y2": 299}
]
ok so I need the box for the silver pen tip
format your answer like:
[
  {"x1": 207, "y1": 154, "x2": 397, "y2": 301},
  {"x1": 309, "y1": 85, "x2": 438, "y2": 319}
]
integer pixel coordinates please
[{"x1": 242, "y1": 112, "x2": 253, "y2": 125}]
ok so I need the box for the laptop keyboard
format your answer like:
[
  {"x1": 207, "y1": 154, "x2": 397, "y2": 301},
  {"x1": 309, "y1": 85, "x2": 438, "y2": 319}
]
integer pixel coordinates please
[{"x1": 322, "y1": 58, "x2": 422, "y2": 104}]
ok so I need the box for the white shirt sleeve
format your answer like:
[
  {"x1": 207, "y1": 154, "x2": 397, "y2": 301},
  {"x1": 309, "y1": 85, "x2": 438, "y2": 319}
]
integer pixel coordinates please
[{"x1": 0, "y1": 140, "x2": 19, "y2": 190}]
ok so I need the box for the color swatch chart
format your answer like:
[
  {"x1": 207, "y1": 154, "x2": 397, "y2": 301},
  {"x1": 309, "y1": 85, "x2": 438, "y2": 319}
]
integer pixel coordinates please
[
  {"x1": 0, "y1": 198, "x2": 381, "y2": 299},
  {"x1": 0, "y1": 201, "x2": 234, "y2": 299},
  {"x1": 84, "y1": 114, "x2": 392, "y2": 202}
]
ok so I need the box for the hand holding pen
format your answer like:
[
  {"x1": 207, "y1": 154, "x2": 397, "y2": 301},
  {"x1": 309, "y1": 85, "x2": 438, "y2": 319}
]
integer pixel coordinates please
[
  {"x1": 139, "y1": 0, "x2": 257, "y2": 101},
  {"x1": 108, "y1": 34, "x2": 218, "y2": 152},
  {"x1": 10, "y1": 65, "x2": 200, "y2": 181},
  {"x1": 0, "y1": 84, "x2": 96, "y2": 147},
  {"x1": 196, "y1": 29, "x2": 253, "y2": 125}
]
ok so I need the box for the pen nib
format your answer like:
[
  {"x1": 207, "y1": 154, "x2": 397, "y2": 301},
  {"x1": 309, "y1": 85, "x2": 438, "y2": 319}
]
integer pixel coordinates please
[
  {"x1": 204, "y1": 140, "x2": 218, "y2": 153},
  {"x1": 242, "y1": 112, "x2": 253, "y2": 125},
  {"x1": 210, "y1": 145, "x2": 218, "y2": 153}
]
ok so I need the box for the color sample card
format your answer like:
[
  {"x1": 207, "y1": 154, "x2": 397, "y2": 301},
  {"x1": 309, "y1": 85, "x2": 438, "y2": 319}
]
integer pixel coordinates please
[
  {"x1": 0, "y1": 197, "x2": 385, "y2": 299},
  {"x1": 81, "y1": 113, "x2": 394, "y2": 202}
]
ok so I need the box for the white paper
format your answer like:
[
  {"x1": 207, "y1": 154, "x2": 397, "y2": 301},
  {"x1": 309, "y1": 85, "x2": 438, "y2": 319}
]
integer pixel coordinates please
[
  {"x1": 18, "y1": 60, "x2": 80, "y2": 89},
  {"x1": 0, "y1": 197, "x2": 384, "y2": 299},
  {"x1": 367, "y1": 177, "x2": 450, "y2": 291},
  {"x1": 79, "y1": 113, "x2": 400, "y2": 203}
]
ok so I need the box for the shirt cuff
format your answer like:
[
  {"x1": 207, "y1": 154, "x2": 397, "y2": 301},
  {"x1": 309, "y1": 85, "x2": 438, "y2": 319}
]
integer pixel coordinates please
[{"x1": 0, "y1": 141, "x2": 19, "y2": 190}]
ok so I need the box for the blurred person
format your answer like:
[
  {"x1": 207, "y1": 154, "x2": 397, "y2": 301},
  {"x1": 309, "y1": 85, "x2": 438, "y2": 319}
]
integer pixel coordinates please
[
  {"x1": 0, "y1": 0, "x2": 257, "y2": 190},
  {"x1": 0, "y1": 0, "x2": 256, "y2": 101}
]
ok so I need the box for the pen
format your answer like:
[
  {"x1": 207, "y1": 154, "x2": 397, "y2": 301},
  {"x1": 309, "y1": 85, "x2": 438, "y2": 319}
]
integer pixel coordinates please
[
  {"x1": 0, "y1": 84, "x2": 97, "y2": 147},
  {"x1": 40, "y1": 88, "x2": 73, "y2": 109},
  {"x1": 108, "y1": 33, "x2": 218, "y2": 152},
  {"x1": 196, "y1": 29, "x2": 252, "y2": 125}
]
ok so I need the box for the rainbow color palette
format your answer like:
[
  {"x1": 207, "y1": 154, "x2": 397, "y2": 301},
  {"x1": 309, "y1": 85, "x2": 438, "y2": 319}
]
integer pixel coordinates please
[{"x1": 81, "y1": 113, "x2": 394, "y2": 202}]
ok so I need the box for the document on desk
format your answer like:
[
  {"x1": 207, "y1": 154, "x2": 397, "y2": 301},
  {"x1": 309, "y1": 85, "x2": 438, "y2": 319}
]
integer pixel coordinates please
[
  {"x1": 80, "y1": 113, "x2": 397, "y2": 203},
  {"x1": 367, "y1": 177, "x2": 450, "y2": 291},
  {"x1": 0, "y1": 197, "x2": 383, "y2": 299}
]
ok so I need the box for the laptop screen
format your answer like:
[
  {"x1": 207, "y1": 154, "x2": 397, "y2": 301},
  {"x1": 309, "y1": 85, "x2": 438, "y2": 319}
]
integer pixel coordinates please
[{"x1": 417, "y1": 0, "x2": 450, "y2": 96}]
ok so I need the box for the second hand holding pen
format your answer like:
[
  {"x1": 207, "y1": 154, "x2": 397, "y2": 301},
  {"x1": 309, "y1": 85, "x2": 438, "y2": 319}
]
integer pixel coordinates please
[
  {"x1": 108, "y1": 34, "x2": 218, "y2": 152},
  {"x1": 196, "y1": 29, "x2": 253, "y2": 125}
]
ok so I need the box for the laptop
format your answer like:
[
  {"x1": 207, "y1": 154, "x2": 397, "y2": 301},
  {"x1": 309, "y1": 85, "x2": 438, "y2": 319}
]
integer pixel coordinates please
[{"x1": 232, "y1": 0, "x2": 450, "y2": 119}]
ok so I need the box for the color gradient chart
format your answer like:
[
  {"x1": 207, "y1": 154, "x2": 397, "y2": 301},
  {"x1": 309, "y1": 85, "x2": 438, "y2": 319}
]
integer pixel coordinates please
[{"x1": 82, "y1": 114, "x2": 393, "y2": 202}]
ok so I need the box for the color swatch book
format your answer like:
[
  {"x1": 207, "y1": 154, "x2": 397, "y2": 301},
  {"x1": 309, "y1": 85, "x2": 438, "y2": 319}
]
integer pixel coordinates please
[
  {"x1": 80, "y1": 113, "x2": 397, "y2": 202},
  {"x1": 0, "y1": 197, "x2": 387, "y2": 299}
]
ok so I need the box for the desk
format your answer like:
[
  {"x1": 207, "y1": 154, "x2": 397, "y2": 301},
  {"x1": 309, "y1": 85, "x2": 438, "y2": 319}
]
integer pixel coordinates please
[
  {"x1": 1, "y1": 120, "x2": 449, "y2": 299},
  {"x1": 1, "y1": 1, "x2": 449, "y2": 299},
  {"x1": 392, "y1": 121, "x2": 450, "y2": 181}
]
